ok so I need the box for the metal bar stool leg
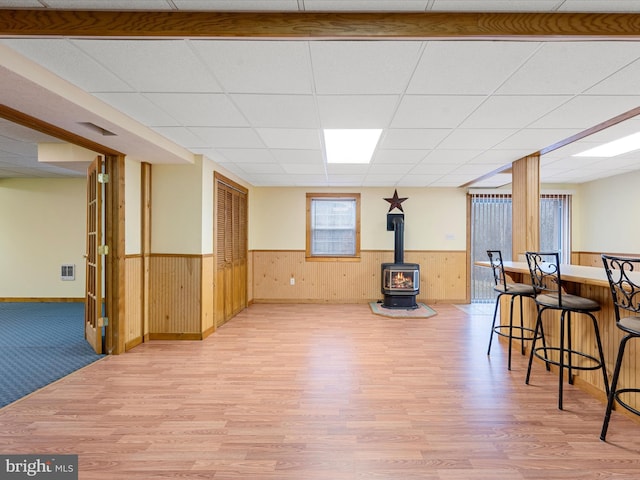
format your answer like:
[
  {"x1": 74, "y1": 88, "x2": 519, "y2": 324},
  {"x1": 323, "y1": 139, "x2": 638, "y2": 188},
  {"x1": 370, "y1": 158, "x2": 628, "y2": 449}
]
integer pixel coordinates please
[
  {"x1": 600, "y1": 335, "x2": 630, "y2": 441},
  {"x1": 559, "y1": 311, "x2": 567, "y2": 410},
  {"x1": 487, "y1": 293, "x2": 502, "y2": 356},
  {"x1": 518, "y1": 295, "x2": 526, "y2": 356},
  {"x1": 567, "y1": 311, "x2": 573, "y2": 386},
  {"x1": 525, "y1": 308, "x2": 545, "y2": 385},
  {"x1": 590, "y1": 313, "x2": 610, "y2": 397}
]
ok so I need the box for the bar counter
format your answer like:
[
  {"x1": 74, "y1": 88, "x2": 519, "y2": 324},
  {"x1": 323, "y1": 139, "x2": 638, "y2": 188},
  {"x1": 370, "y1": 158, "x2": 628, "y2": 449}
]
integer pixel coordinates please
[{"x1": 478, "y1": 260, "x2": 639, "y2": 411}]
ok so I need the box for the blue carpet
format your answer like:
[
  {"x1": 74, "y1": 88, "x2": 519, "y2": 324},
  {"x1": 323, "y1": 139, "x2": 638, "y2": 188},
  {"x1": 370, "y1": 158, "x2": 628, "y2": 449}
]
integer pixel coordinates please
[{"x1": 0, "y1": 302, "x2": 104, "y2": 408}]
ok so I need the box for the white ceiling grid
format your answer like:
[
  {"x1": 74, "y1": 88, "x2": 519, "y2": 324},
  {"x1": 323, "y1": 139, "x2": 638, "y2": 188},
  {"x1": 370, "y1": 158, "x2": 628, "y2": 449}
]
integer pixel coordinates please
[{"x1": 0, "y1": 0, "x2": 639, "y2": 187}]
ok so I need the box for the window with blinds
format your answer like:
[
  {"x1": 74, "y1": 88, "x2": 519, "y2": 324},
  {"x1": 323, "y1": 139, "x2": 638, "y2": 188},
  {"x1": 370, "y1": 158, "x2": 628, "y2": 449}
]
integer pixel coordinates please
[
  {"x1": 470, "y1": 191, "x2": 571, "y2": 302},
  {"x1": 306, "y1": 193, "x2": 360, "y2": 260}
]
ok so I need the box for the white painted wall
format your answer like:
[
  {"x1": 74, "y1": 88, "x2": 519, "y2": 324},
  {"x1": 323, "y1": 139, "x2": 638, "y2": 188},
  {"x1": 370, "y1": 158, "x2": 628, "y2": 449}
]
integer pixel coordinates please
[
  {"x1": 574, "y1": 169, "x2": 640, "y2": 254},
  {"x1": 249, "y1": 187, "x2": 467, "y2": 251},
  {"x1": 151, "y1": 160, "x2": 204, "y2": 254},
  {"x1": 125, "y1": 158, "x2": 142, "y2": 255},
  {"x1": 0, "y1": 178, "x2": 86, "y2": 297}
]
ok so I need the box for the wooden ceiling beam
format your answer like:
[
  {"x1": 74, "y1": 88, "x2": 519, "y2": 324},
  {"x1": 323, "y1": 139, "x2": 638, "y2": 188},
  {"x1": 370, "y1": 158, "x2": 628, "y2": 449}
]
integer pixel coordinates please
[{"x1": 1, "y1": 10, "x2": 640, "y2": 40}]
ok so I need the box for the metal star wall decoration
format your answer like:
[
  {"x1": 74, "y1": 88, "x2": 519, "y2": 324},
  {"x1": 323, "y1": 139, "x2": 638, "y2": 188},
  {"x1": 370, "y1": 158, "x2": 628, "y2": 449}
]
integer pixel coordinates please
[{"x1": 384, "y1": 189, "x2": 408, "y2": 212}]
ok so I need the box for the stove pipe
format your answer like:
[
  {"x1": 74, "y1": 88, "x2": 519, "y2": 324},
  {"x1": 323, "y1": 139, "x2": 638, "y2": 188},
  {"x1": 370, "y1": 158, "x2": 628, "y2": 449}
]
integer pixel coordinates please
[{"x1": 392, "y1": 215, "x2": 404, "y2": 264}]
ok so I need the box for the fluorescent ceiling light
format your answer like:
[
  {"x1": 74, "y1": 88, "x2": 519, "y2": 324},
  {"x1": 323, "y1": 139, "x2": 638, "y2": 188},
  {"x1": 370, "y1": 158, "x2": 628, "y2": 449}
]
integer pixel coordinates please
[
  {"x1": 573, "y1": 131, "x2": 640, "y2": 157},
  {"x1": 324, "y1": 129, "x2": 382, "y2": 164}
]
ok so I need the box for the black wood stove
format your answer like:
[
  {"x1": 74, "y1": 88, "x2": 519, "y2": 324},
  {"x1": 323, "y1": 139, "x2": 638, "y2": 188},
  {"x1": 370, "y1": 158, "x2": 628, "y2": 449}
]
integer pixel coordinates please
[{"x1": 381, "y1": 214, "x2": 420, "y2": 309}]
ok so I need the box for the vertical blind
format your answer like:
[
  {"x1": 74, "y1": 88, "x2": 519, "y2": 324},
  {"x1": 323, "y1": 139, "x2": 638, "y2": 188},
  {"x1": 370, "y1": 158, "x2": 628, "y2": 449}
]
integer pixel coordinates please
[{"x1": 470, "y1": 192, "x2": 571, "y2": 302}]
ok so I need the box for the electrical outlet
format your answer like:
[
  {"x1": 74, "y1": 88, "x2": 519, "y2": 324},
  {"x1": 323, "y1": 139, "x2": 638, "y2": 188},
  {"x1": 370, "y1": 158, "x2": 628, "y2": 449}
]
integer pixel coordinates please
[{"x1": 290, "y1": 277, "x2": 295, "y2": 286}]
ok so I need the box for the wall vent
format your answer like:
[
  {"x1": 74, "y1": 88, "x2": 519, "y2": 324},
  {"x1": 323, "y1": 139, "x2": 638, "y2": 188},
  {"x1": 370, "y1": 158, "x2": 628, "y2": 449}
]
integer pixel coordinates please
[{"x1": 61, "y1": 264, "x2": 75, "y2": 281}]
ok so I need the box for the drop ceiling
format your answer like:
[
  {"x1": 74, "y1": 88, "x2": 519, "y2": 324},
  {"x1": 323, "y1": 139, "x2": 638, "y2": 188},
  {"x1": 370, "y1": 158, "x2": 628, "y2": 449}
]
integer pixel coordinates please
[{"x1": 1, "y1": 0, "x2": 640, "y2": 187}]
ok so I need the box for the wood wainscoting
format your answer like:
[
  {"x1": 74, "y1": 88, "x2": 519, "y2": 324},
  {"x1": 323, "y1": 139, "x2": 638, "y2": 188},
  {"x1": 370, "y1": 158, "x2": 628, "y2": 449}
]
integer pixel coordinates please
[
  {"x1": 124, "y1": 254, "x2": 144, "y2": 350},
  {"x1": 251, "y1": 249, "x2": 468, "y2": 304},
  {"x1": 573, "y1": 251, "x2": 640, "y2": 267},
  {"x1": 147, "y1": 254, "x2": 207, "y2": 340},
  {"x1": 125, "y1": 249, "x2": 467, "y2": 342}
]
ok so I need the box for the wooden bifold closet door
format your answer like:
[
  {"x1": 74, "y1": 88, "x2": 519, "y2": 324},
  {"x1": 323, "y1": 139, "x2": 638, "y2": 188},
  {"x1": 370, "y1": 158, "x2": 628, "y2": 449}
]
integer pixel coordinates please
[{"x1": 215, "y1": 174, "x2": 248, "y2": 327}]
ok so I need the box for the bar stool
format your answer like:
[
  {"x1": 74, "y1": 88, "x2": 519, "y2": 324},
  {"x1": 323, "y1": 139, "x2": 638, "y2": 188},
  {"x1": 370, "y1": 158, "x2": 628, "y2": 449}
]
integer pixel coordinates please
[
  {"x1": 486, "y1": 250, "x2": 545, "y2": 370},
  {"x1": 600, "y1": 255, "x2": 640, "y2": 441},
  {"x1": 525, "y1": 252, "x2": 609, "y2": 410}
]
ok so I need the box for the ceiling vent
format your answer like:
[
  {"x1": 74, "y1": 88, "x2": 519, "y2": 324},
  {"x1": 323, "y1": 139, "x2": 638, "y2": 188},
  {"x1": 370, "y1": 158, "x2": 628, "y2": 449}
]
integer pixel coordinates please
[{"x1": 78, "y1": 122, "x2": 117, "y2": 136}]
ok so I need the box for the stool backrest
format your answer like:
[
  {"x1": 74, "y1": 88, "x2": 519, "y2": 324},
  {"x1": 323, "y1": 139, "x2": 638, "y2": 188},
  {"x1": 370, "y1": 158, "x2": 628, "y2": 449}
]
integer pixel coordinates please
[
  {"x1": 601, "y1": 254, "x2": 640, "y2": 322},
  {"x1": 487, "y1": 250, "x2": 507, "y2": 290},
  {"x1": 525, "y1": 251, "x2": 562, "y2": 301}
]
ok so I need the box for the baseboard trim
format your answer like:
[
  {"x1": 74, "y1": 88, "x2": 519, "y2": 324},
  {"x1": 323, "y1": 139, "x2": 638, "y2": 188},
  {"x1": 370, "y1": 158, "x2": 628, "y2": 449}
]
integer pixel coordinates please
[{"x1": 0, "y1": 297, "x2": 84, "y2": 303}]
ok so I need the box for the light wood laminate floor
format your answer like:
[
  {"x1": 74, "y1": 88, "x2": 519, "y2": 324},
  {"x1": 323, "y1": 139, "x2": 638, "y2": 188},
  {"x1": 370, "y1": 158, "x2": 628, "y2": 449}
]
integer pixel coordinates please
[{"x1": 1, "y1": 303, "x2": 640, "y2": 479}]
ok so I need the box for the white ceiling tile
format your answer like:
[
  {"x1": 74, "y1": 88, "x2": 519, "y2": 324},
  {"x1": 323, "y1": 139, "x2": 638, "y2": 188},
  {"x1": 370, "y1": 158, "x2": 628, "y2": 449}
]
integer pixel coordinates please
[
  {"x1": 192, "y1": 40, "x2": 314, "y2": 94},
  {"x1": 379, "y1": 129, "x2": 451, "y2": 149},
  {"x1": 188, "y1": 127, "x2": 265, "y2": 148},
  {"x1": 587, "y1": 58, "x2": 640, "y2": 95},
  {"x1": 460, "y1": 95, "x2": 572, "y2": 128},
  {"x1": 0, "y1": 0, "x2": 44, "y2": 6},
  {"x1": 290, "y1": 175, "x2": 330, "y2": 186},
  {"x1": 397, "y1": 174, "x2": 442, "y2": 186},
  {"x1": 231, "y1": 95, "x2": 319, "y2": 128},
  {"x1": 1, "y1": 39, "x2": 133, "y2": 92},
  {"x1": 235, "y1": 163, "x2": 286, "y2": 175},
  {"x1": 420, "y1": 149, "x2": 481, "y2": 164},
  {"x1": 430, "y1": 0, "x2": 563, "y2": 11},
  {"x1": 391, "y1": 95, "x2": 486, "y2": 128},
  {"x1": 326, "y1": 175, "x2": 365, "y2": 185},
  {"x1": 469, "y1": 173, "x2": 513, "y2": 188},
  {"x1": 470, "y1": 149, "x2": 532, "y2": 165},
  {"x1": 216, "y1": 149, "x2": 275, "y2": 163},
  {"x1": 497, "y1": 43, "x2": 640, "y2": 95},
  {"x1": 151, "y1": 127, "x2": 207, "y2": 148},
  {"x1": 410, "y1": 162, "x2": 462, "y2": 175},
  {"x1": 74, "y1": 40, "x2": 222, "y2": 93},
  {"x1": 281, "y1": 163, "x2": 326, "y2": 175},
  {"x1": 173, "y1": 0, "x2": 299, "y2": 9},
  {"x1": 373, "y1": 150, "x2": 427, "y2": 164},
  {"x1": 531, "y1": 95, "x2": 640, "y2": 129},
  {"x1": 311, "y1": 42, "x2": 423, "y2": 94},
  {"x1": 93, "y1": 93, "x2": 178, "y2": 126},
  {"x1": 145, "y1": 93, "x2": 247, "y2": 127},
  {"x1": 367, "y1": 164, "x2": 415, "y2": 175},
  {"x1": 271, "y1": 149, "x2": 324, "y2": 164},
  {"x1": 43, "y1": 0, "x2": 173, "y2": 8},
  {"x1": 326, "y1": 164, "x2": 369, "y2": 175},
  {"x1": 5, "y1": 4, "x2": 640, "y2": 186},
  {"x1": 317, "y1": 95, "x2": 399, "y2": 129},
  {"x1": 556, "y1": 0, "x2": 640, "y2": 11},
  {"x1": 303, "y1": 0, "x2": 430, "y2": 11},
  {"x1": 453, "y1": 163, "x2": 505, "y2": 175},
  {"x1": 362, "y1": 174, "x2": 405, "y2": 185},
  {"x1": 408, "y1": 42, "x2": 539, "y2": 95},
  {"x1": 257, "y1": 129, "x2": 322, "y2": 149},
  {"x1": 438, "y1": 129, "x2": 518, "y2": 149},
  {"x1": 494, "y1": 128, "x2": 583, "y2": 150}
]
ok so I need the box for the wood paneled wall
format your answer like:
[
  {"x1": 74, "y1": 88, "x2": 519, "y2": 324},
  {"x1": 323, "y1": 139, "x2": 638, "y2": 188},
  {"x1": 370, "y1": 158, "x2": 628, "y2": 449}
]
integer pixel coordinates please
[
  {"x1": 512, "y1": 154, "x2": 540, "y2": 260},
  {"x1": 131, "y1": 249, "x2": 467, "y2": 339},
  {"x1": 251, "y1": 249, "x2": 468, "y2": 304},
  {"x1": 201, "y1": 254, "x2": 215, "y2": 336},
  {"x1": 573, "y1": 251, "x2": 640, "y2": 267},
  {"x1": 124, "y1": 255, "x2": 143, "y2": 350},
  {"x1": 148, "y1": 254, "x2": 203, "y2": 340}
]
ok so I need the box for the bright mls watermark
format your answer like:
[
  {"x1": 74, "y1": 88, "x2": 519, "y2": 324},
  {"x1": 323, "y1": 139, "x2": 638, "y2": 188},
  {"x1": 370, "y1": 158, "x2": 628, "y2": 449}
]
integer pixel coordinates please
[{"x1": 0, "y1": 455, "x2": 77, "y2": 480}]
